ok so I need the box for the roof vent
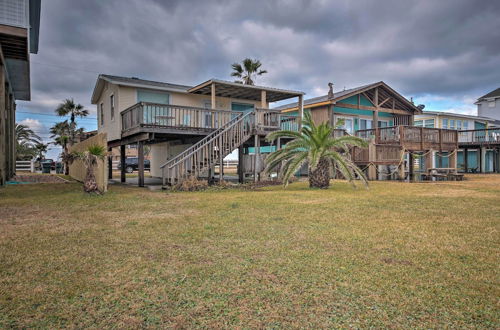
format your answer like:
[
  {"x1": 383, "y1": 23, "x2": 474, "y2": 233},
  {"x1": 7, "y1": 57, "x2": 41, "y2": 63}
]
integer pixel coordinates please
[
  {"x1": 131, "y1": 77, "x2": 139, "y2": 80},
  {"x1": 328, "y1": 82, "x2": 334, "y2": 99}
]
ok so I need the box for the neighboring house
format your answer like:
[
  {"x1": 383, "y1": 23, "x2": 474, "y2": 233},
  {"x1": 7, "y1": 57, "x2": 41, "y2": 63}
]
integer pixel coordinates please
[
  {"x1": 91, "y1": 74, "x2": 304, "y2": 186},
  {"x1": 0, "y1": 0, "x2": 41, "y2": 186},
  {"x1": 476, "y1": 87, "x2": 500, "y2": 121},
  {"x1": 276, "y1": 81, "x2": 460, "y2": 180},
  {"x1": 414, "y1": 111, "x2": 500, "y2": 173},
  {"x1": 414, "y1": 111, "x2": 497, "y2": 130}
]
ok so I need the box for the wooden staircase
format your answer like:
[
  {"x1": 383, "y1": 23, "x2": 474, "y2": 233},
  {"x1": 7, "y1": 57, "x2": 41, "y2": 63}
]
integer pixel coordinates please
[{"x1": 160, "y1": 111, "x2": 256, "y2": 186}]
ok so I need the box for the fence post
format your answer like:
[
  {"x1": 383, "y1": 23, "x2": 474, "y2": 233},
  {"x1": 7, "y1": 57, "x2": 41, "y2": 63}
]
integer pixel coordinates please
[{"x1": 30, "y1": 160, "x2": 35, "y2": 173}]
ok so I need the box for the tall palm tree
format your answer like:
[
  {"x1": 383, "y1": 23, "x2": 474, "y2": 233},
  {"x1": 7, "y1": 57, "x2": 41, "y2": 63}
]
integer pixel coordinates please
[
  {"x1": 265, "y1": 112, "x2": 369, "y2": 189},
  {"x1": 34, "y1": 143, "x2": 48, "y2": 160},
  {"x1": 231, "y1": 58, "x2": 267, "y2": 85},
  {"x1": 69, "y1": 144, "x2": 107, "y2": 194},
  {"x1": 55, "y1": 98, "x2": 89, "y2": 144},
  {"x1": 50, "y1": 121, "x2": 71, "y2": 174}
]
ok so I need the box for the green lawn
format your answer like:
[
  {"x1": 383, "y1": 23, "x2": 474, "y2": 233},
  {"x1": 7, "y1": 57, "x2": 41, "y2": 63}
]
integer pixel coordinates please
[{"x1": 0, "y1": 175, "x2": 499, "y2": 328}]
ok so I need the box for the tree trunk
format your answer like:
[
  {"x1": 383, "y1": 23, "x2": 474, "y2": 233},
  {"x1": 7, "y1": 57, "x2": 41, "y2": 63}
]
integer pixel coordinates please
[
  {"x1": 83, "y1": 164, "x2": 99, "y2": 194},
  {"x1": 309, "y1": 157, "x2": 330, "y2": 189}
]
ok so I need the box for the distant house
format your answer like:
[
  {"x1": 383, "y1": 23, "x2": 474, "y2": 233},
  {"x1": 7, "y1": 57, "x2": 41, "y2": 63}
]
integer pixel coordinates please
[
  {"x1": 414, "y1": 111, "x2": 500, "y2": 172},
  {"x1": 414, "y1": 111, "x2": 498, "y2": 130},
  {"x1": 476, "y1": 88, "x2": 500, "y2": 121},
  {"x1": 0, "y1": 0, "x2": 41, "y2": 186}
]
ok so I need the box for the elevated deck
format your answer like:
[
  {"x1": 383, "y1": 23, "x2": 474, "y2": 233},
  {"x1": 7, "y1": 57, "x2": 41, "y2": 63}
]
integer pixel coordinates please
[
  {"x1": 356, "y1": 126, "x2": 458, "y2": 151},
  {"x1": 457, "y1": 128, "x2": 500, "y2": 148},
  {"x1": 120, "y1": 102, "x2": 300, "y2": 143}
]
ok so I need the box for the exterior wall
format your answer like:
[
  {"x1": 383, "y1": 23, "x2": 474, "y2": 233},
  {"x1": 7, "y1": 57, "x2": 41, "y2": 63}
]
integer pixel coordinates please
[
  {"x1": 68, "y1": 133, "x2": 108, "y2": 192},
  {"x1": 95, "y1": 82, "x2": 265, "y2": 143},
  {"x1": 0, "y1": 61, "x2": 16, "y2": 186},
  {"x1": 414, "y1": 113, "x2": 489, "y2": 130},
  {"x1": 150, "y1": 141, "x2": 192, "y2": 177},
  {"x1": 477, "y1": 99, "x2": 500, "y2": 120},
  {"x1": 311, "y1": 105, "x2": 329, "y2": 124}
]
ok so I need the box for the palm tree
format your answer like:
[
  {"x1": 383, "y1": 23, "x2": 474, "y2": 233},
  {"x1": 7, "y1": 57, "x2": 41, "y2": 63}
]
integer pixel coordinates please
[
  {"x1": 15, "y1": 123, "x2": 41, "y2": 160},
  {"x1": 265, "y1": 112, "x2": 369, "y2": 189},
  {"x1": 34, "y1": 143, "x2": 48, "y2": 160},
  {"x1": 50, "y1": 121, "x2": 71, "y2": 174},
  {"x1": 231, "y1": 58, "x2": 267, "y2": 85},
  {"x1": 55, "y1": 98, "x2": 89, "y2": 144},
  {"x1": 69, "y1": 144, "x2": 107, "y2": 194}
]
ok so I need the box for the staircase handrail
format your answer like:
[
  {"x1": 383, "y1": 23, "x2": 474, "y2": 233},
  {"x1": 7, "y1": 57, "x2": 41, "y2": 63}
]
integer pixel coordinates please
[{"x1": 159, "y1": 111, "x2": 244, "y2": 169}]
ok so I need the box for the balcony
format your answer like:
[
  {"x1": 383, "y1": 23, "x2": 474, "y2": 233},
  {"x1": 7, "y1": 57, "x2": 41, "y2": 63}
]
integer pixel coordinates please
[
  {"x1": 120, "y1": 103, "x2": 302, "y2": 138},
  {"x1": 457, "y1": 128, "x2": 500, "y2": 146},
  {"x1": 355, "y1": 126, "x2": 458, "y2": 151}
]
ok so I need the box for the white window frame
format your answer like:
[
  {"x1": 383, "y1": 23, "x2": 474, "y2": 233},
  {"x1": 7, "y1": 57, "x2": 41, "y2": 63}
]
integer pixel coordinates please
[
  {"x1": 442, "y1": 118, "x2": 448, "y2": 129},
  {"x1": 488, "y1": 100, "x2": 496, "y2": 108}
]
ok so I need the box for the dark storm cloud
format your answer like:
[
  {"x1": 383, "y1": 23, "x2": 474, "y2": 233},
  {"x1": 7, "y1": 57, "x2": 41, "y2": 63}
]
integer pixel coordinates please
[{"x1": 18, "y1": 0, "x2": 500, "y2": 117}]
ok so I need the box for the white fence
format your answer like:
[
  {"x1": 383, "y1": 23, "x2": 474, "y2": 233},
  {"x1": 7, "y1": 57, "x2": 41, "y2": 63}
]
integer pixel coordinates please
[{"x1": 15, "y1": 160, "x2": 35, "y2": 172}]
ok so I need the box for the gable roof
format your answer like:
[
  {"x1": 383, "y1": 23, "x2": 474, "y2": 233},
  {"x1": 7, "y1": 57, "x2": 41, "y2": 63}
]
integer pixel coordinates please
[
  {"x1": 416, "y1": 110, "x2": 498, "y2": 122},
  {"x1": 275, "y1": 81, "x2": 421, "y2": 114},
  {"x1": 477, "y1": 87, "x2": 500, "y2": 102},
  {"x1": 91, "y1": 74, "x2": 192, "y2": 104}
]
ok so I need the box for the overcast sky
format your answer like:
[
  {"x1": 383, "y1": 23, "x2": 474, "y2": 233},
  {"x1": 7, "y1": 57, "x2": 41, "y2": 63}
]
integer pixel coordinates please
[{"x1": 16, "y1": 0, "x2": 500, "y2": 158}]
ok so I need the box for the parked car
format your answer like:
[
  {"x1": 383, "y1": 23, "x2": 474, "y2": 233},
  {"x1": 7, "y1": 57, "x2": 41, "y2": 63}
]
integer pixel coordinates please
[
  {"x1": 117, "y1": 157, "x2": 151, "y2": 173},
  {"x1": 41, "y1": 158, "x2": 56, "y2": 170}
]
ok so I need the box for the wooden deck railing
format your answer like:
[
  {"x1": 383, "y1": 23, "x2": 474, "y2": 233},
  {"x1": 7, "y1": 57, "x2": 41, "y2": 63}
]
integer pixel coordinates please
[
  {"x1": 457, "y1": 128, "x2": 500, "y2": 145},
  {"x1": 355, "y1": 126, "x2": 458, "y2": 149},
  {"x1": 121, "y1": 102, "x2": 236, "y2": 132},
  {"x1": 121, "y1": 103, "x2": 302, "y2": 134}
]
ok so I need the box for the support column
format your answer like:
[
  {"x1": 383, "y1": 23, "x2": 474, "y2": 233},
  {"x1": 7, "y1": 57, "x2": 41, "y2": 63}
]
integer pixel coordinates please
[
  {"x1": 425, "y1": 149, "x2": 433, "y2": 175},
  {"x1": 450, "y1": 149, "x2": 457, "y2": 171},
  {"x1": 261, "y1": 90, "x2": 266, "y2": 108},
  {"x1": 219, "y1": 135, "x2": 224, "y2": 182},
  {"x1": 464, "y1": 148, "x2": 468, "y2": 173},
  {"x1": 120, "y1": 144, "x2": 126, "y2": 183},
  {"x1": 373, "y1": 87, "x2": 379, "y2": 142},
  {"x1": 138, "y1": 141, "x2": 144, "y2": 187},
  {"x1": 367, "y1": 142, "x2": 377, "y2": 180},
  {"x1": 398, "y1": 151, "x2": 406, "y2": 180},
  {"x1": 238, "y1": 146, "x2": 244, "y2": 183},
  {"x1": 409, "y1": 152, "x2": 415, "y2": 182},
  {"x1": 496, "y1": 148, "x2": 500, "y2": 173},
  {"x1": 480, "y1": 147, "x2": 486, "y2": 173},
  {"x1": 254, "y1": 135, "x2": 260, "y2": 182},
  {"x1": 211, "y1": 82, "x2": 216, "y2": 109},
  {"x1": 108, "y1": 148, "x2": 113, "y2": 179},
  {"x1": 298, "y1": 94, "x2": 304, "y2": 130}
]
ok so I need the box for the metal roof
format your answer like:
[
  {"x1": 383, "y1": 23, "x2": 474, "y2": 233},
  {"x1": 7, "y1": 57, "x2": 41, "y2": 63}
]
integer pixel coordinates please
[
  {"x1": 188, "y1": 79, "x2": 304, "y2": 102},
  {"x1": 416, "y1": 110, "x2": 498, "y2": 122}
]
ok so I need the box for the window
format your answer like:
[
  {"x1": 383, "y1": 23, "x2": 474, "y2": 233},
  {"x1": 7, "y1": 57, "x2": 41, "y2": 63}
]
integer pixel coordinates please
[
  {"x1": 456, "y1": 120, "x2": 462, "y2": 130},
  {"x1": 360, "y1": 119, "x2": 373, "y2": 130},
  {"x1": 414, "y1": 120, "x2": 423, "y2": 127},
  {"x1": 463, "y1": 121, "x2": 468, "y2": 130},
  {"x1": 100, "y1": 103, "x2": 104, "y2": 126},
  {"x1": 442, "y1": 118, "x2": 448, "y2": 129},
  {"x1": 424, "y1": 119, "x2": 435, "y2": 128},
  {"x1": 110, "y1": 94, "x2": 115, "y2": 121},
  {"x1": 336, "y1": 116, "x2": 354, "y2": 134},
  {"x1": 488, "y1": 100, "x2": 496, "y2": 108},
  {"x1": 449, "y1": 119, "x2": 455, "y2": 129},
  {"x1": 378, "y1": 120, "x2": 388, "y2": 128}
]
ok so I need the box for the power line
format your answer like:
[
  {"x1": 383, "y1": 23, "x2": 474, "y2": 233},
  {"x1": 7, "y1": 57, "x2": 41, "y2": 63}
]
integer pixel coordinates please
[
  {"x1": 31, "y1": 61, "x2": 101, "y2": 74},
  {"x1": 17, "y1": 111, "x2": 97, "y2": 119}
]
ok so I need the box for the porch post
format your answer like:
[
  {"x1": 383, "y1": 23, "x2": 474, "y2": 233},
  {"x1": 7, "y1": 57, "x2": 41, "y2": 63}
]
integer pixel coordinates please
[
  {"x1": 261, "y1": 90, "x2": 266, "y2": 108},
  {"x1": 409, "y1": 152, "x2": 415, "y2": 182},
  {"x1": 298, "y1": 95, "x2": 304, "y2": 130},
  {"x1": 464, "y1": 148, "x2": 468, "y2": 173},
  {"x1": 238, "y1": 145, "x2": 244, "y2": 183},
  {"x1": 211, "y1": 82, "x2": 216, "y2": 109},
  {"x1": 450, "y1": 149, "x2": 457, "y2": 171},
  {"x1": 108, "y1": 148, "x2": 113, "y2": 179},
  {"x1": 480, "y1": 147, "x2": 486, "y2": 173},
  {"x1": 374, "y1": 87, "x2": 379, "y2": 141},
  {"x1": 219, "y1": 135, "x2": 224, "y2": 182},
  {"x1": 254, "y1": 135, "x2": 260, "y2": 182},
  {"x1": 120, "y1": 144, "x2": 126, "y2": 183},
  {"x1": 138, "y1": 141, "x2": 145, "y2": 187}
]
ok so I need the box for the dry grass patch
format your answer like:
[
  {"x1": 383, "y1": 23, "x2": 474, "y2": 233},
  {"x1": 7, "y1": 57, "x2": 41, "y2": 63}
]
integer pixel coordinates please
[{"x1": 0, "y1": 175, "x2": 499, "y2": 328}]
